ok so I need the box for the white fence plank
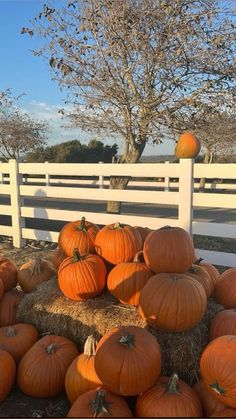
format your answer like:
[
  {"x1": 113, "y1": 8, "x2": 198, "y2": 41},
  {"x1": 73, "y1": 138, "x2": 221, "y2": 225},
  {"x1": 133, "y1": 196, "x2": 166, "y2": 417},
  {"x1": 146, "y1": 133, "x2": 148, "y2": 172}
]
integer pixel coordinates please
[
  {"x1": 0, "y1": 225, "x2": 13, "y2": 236},
  {"x1": 193, "y1": 222, "x2": 236, "y2": 238},
  {"x1": 195, "y1": 249, "x2": 236, "y2": 268},
  {"x1": 194, "y1": 164, "x2": 236, "y2": 179},
  {"x1": 193, "y1": 192, "x2": 236, "y2": 209},
  {"x1": 22, "y1": 228, "x2": 59, "y2": 242},
  {"x1": 19, "y1": 185, "x2": 179, "y2": 205},
  {"x1": 0, "y1": 205, "x2": 13, "y2": 215}
]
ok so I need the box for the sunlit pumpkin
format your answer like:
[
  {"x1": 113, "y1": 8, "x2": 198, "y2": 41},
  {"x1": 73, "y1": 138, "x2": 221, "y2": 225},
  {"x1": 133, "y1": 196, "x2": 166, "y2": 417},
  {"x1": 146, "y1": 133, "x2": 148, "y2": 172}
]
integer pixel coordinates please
[{"x1": 175, "y1": 131, "x2": 201, "y2": 159}]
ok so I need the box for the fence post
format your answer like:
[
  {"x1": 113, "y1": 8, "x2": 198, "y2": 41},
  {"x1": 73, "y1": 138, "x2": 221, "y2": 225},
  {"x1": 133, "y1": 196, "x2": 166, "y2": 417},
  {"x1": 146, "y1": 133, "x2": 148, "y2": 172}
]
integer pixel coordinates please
[
  {"x1": 164, "y1": 161, "x2": 170, "y2": 191},
  {"x1": 9, "y1": 159, "x2": 26, "y2": 248},
  {"x1": 178, "y1": 158, "x2": 194, "y2": 234},
  {"x1": 45, "y1": 161, "x2": 50, "y2": 186},
  {"x1": 99, "y1": 161, "x2": 104, "y2": 189}
]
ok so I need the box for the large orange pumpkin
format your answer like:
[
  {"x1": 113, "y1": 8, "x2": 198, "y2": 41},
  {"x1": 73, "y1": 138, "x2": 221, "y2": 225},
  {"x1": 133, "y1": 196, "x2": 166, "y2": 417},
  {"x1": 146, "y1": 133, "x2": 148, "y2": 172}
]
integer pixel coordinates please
[
  {"x1": 135, "y1": 373, "x2": 202, "y2": 417},
  {"x1": 0, "y1": 323, "x2": 39, "y2": 362},
  {"x1": 17, "y1": 257, "x2": 56, "y2": 293},
  {"x1": 94, "y1": 325, "x2": 161, "y2": 396},
  {"x1": 143, "y1": 226, "x2": 196, "y2": 273},
  {"x1": 214, "y1": 268, "x2": 236, "y2": 308},
  {"x1": 67, "y1": 388, "x2": 133, "y2": 417},
  {"x1": 17, "y1": 334, "x2": 79, "y2": 398},
  {"x1": 0, "y1": 258, "x2": 17, "y2": 291},
  {"x1": 58, "y1": 250, "x2": 107, "y2": 301},
  {"x1": 59, "y1": 217, "x2": 100, "y2": 257},
  {"x1": 194, "y1": 379, "x2": 226, "y2": 417},
  {"x1": 0, "y1": 288, "x2": 24, "y2": 327},
  {"x1": 175, "y1": 131, "x2": 201, "y2": 159},
  {"x1": 0, "y1": 349, "x2": 16, "y2": 403},
  {"x1": 210, "y1": 309, "x2": 236, "y2": 340},
  {"x1": 200, "y1": 335, "x2": 236, "y2": 408},
  {"x1": 95, "y1": 223, "x2": 142, "y2": 265},
  {"x1": 107, "y1": 251, "x2": 153, "y2": 306},
  {"x1": 65, "y1": 335, "x2": 102, "y2": 404},
  {"x1": 139, "y1": 272, "x2": 207, "y2": 332}
]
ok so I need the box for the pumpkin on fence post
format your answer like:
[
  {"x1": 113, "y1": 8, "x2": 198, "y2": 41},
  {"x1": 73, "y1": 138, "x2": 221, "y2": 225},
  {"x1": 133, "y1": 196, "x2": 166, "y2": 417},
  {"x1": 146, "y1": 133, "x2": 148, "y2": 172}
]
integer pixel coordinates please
[{"x1": 175, "y1": 131, "x2": 201, "y2": 159}]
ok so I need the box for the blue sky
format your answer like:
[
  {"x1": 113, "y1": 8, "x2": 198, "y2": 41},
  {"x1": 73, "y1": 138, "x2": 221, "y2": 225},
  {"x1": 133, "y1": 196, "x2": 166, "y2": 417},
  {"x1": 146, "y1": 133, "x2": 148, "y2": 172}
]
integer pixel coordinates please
[{"x1": 0, "y1": 0, "x2": 175, "y2": 155}]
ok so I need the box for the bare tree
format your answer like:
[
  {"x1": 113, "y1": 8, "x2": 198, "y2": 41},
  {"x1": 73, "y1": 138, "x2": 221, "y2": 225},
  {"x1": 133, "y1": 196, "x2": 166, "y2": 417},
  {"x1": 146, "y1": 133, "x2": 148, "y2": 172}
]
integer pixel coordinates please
[
  {"x1": 23, "y1": 0, "x2": 236, "y2": 212},
  {"x1": 0, "y1": 90, "x2": 49, "y2": 161}
]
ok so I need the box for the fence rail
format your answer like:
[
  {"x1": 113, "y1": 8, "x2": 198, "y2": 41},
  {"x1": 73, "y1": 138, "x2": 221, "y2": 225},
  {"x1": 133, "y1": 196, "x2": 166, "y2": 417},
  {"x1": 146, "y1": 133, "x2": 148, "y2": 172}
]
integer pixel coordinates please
[{"x1": 0, "y1": 159, "x2": 235, "y2": 267}]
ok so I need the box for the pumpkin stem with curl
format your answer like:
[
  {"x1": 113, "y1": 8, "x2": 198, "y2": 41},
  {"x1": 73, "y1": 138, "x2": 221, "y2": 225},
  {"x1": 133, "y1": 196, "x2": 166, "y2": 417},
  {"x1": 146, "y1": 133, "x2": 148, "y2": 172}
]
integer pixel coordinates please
[
  {"x1": 165, "y1": 373, "x2": 180, "y2": 394},
  {"x1": 210, "y1": 381, "x2": 226, "y2": 396},
  {"x1": 90, "y1": 389, "x2": 112, "y2": 417},
  {"x1": 119, "y1": 332, "x2": 135, "y2": 348},
  {"x1": 84, "y1": 335, "x2": 98, "y2": 357},
  {"x1": 113, "y1": 222, "x2": 122, "y2": 230},
  {"x1": 72, "y1": 248, "x2": 84, "y2": 263},
  {"x1": 77, "y1": 216, "x2": 86, "y2": 231},
  {"x1": 6, "y1": 326, "x2": 17, "y2": 337}
]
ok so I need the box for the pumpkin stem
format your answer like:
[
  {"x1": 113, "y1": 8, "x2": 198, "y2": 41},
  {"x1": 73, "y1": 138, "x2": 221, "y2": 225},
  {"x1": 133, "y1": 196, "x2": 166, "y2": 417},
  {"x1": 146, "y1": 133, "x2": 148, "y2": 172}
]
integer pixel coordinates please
[
  {"x1": 119, "y1": 332, "x2": 135, "y2": 348},
  {"x1": 91, "y1": 389, "x2": 112, "y2": 417},
  {"x1": 46, "y1": 343, "x2": 56, "y2": 354},
  {"x1": 165, "y1": 373, "x2": 180, "y2": 394},
  {"x1": 195, "y1": 258, "x2": 204, "y2": 265},
  {"x1": 133, "y1": 250, "x2": 145, "y2": 263},
  {"x1": 6, "y1": 326, "x2": 17, "y2": 337},
  {"x1": 32, "y1": 257, "x2": 41, "y2": 276},
  {"x1": 113, "y1": 222, "x2": 122, "y2": 229},
  {"x1": 210, "y1": 381, "x2": 226, "y2": 396},
  {"x1": 160, "y1": 225, "x2": 172, "y2": 230},
  {"x1": 84, "y1": 335, "x2": 98, "y2": 357},
  {"x1": 72, "y1": 248, "x2": 84, "y2": 263},
  {"x1": 78, "y1": 216, "x2": 86, "y2": 231}
]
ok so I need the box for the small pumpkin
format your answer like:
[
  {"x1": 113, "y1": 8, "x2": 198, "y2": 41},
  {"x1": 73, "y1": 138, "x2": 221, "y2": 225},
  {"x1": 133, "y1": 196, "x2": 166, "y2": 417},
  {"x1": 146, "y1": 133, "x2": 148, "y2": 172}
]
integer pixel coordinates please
[
  {"x1": 200, "y1": 335, "x2": 236, "y2": 408},
  {"x1": 67, "y1": 388, "x2": 133, "y2": 417},
  {"x1": 0, "y1": 349, "x2": 16, "y2": 403},
  {"x1": 139, "y1": 272, "x2": 207, "y2": 332},
  {"x1": 95, "y1": 222, "x2": 142, "y2": 265},
  {"x1": 188, "y1": 264, "x2": 214, "y2": 297},
  {"x1": 59, "y1": 217, "x2": 100, "y2": 257},
  {"x1": 17, "y1": 256, "x2": 56, "y2": 293},
  {"x1": 143, "y1": 226, "x2": 196, "y2": 273},
  {"x1": 94, "y1": 325, "x2": 161, "y2": 396},
  {"x1": 0, "y1": 323, "x2": 39, "y2": 362},
  {"x1": 175, "y1": 131, "x2": 201, "y2": 159},
  {"x1": 135, "y1": 373, "x2": 202, "y2": 417},
  {"x1": 58, "y1": 249, "x2": 107, "y2": 301},
  {"x1": 214, "y1": 268, "x2": 236, "y2": 308},
  {"x1": 17, "y1": 334, "x2": 79, "y2": 398},
  {"x1": 196, "y1": 258, "x2": 220, "y2": 295},
  {"x1": 193, "y1": 379, "x2": 226, "y2": 417},
  {"x1": 0, "y1": 257, "x2": 17, "y2": 292},
  {"x1": 107, "y1": 251, "x2": 153, "y2": 306},
  {"x1": 0, "y1": 288, "x2": 24, "y2": 327},
  {"x1": 134, "y1": 226, "x2": 152, "y2": 247},
  {"x1": 210, "y1": 309, "x2": 236, "y2": 340},
  {"x1": 65, "y1": 335, "x2": 102, "y2": 404}
]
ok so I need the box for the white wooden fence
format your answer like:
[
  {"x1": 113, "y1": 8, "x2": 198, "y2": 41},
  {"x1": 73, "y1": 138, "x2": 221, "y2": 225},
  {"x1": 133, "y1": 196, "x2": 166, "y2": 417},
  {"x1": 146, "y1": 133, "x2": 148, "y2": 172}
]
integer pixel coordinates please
[{"x1": 0, "y1": 159, "x2": 235, "y2": 267}]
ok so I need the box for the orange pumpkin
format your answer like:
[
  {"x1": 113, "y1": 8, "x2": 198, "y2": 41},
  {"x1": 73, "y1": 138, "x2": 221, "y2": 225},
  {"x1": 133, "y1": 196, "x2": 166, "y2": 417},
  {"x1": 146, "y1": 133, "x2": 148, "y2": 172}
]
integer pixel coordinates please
[
  {"x1": 0, "y1": 278, "x2": 4, "y2": 301},
  {"x1": 0, "y1": 349, "x2": 16, "y2": 403},
  {"x1": 196, "y1": 259, "x2": 220, "y2": 295},
  {"x1": 194, "y1": 379, "x2": 226, "y2": 417},
  {"x1": 95, "y1": 223, "x2": 142, "y2": 265},
  {"x1": 143, "y1": 226, "x2": 196, "y2": 273},
  {"x1": 17, "y1": 257, "x2": 56, "y2": 293},
  {"x1": 214, "y1": 268, "x2": 236, "y2": 308},
  {"x1": 65, "y1": 335, "x2": 102, "y2": 404},
  {"x1": 0, "y1": 257, "x2": 17, "y2": 291},
  {"x1": 0, "y1": 323, "x2": 39, "y2": 362},
  {"x1": 135, "y1": 373, "x2": 202, "y2": 417},
  {"x1": 210, "y1": 407, "x2": 236, "y2": 417},
  {"x1": 200, "y1": 335, "x2": 236, "y2": 408},
  {"x1": 67, "y1": 388, "x2": 133, "y2": 417},
  {"x1": 58, "y1": 250, "x2": 107, "y2": 301},
  {"x1": 107, "y1": 251, "x2": 153, "y2": 306},
  {"x1": 50, "y1": 249, "x2": 67, "y2": 272},
  {"x1": 210, "y1": 309, "x2": 236, "y2": 340},
  {"x1": 59, "y1": 217, "x2": 99, "y2": 257},
  {"x1": 139, "y1": 272, "x2": 207, "y2": 332},
  {"x1": 134, "y1": 226, "x2": 152, "y2": 247},
  {"x1": 94, "y1": 325, "x2": 161, "y2": 396},
  {"x1": 0, "y1": 288, "x2": 24, "y2": 327},
  {"x1": 188, "y1": 264, "x2": 214, "y2": 297},
  {"x1": 175, "y1": 131, "x2": 201, "y2": 159},
  {"x1": 17, "y1": 334, "x2": 79, "y2": 398}
]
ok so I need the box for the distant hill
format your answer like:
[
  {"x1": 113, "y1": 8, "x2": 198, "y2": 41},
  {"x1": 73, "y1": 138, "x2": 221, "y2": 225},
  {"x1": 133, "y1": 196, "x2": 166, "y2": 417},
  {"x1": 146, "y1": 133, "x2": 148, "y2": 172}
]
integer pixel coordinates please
[{"x1": 139, "y1": 155, "x2": 176, "y2": 163}]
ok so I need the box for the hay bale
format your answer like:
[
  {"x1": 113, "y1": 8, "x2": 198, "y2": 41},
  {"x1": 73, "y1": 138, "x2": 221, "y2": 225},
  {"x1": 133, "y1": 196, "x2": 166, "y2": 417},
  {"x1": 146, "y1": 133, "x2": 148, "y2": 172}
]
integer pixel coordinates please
[{"x1": 16, "y1": 278, "x2": 223, "y2": 385}]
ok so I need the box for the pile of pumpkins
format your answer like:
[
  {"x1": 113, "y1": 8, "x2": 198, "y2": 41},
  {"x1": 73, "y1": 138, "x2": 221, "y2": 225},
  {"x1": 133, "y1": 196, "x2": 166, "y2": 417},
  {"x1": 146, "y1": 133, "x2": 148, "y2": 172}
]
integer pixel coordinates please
[{"x1": 0, "y1": 217, "x2": 236, "y2": 417}]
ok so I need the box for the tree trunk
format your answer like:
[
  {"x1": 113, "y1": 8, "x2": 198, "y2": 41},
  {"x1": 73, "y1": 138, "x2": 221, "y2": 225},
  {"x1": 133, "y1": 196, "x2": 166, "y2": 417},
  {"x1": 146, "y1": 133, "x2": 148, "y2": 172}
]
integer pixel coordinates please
[
  {"x1": 106, "y1": 141, "x2": 146, "y2": 214},
  {"x1": 199, "y1": 149, "x2": 211, "y2": 190}
]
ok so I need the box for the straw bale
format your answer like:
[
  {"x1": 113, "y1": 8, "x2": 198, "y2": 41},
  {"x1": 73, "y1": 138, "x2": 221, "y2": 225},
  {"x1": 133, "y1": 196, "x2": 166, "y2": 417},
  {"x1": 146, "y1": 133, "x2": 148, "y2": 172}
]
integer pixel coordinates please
[{"x1": 16, "y1": 278, "x2": 223, "y2": 385}]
